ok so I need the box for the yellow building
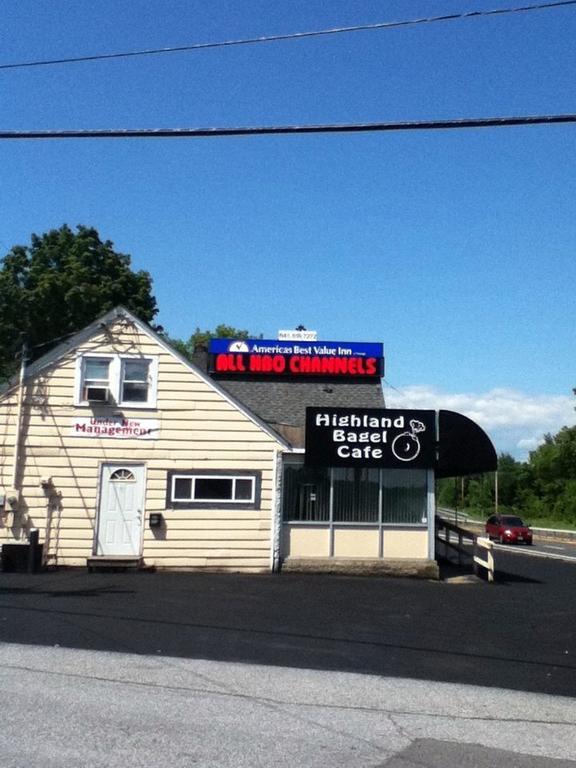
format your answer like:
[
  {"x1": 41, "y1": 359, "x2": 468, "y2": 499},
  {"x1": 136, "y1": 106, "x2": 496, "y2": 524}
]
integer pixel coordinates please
[
  {"x1": 0, "y1": 308, "x2": 287, "y2": 571},
  {"x1": 0, "y1": 307, "x2": 495, "y2": 576}
]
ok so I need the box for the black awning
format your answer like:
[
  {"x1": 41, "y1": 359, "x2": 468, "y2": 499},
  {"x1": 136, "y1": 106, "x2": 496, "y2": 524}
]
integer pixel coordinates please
[{"x1": 436, "y1": 409, "x2": 497, "y2": 478}]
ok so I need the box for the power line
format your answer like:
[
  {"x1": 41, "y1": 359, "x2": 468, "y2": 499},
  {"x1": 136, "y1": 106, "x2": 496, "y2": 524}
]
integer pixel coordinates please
[
  {"x1": 1, "y1": 0, "x2": 575, "y2": 71},
  {"x1": 1, "y1": 114, "x2": 575, "y2": 140},
  {"x1": 383, "y1": 379, "x2": 408, "y2": 398}
]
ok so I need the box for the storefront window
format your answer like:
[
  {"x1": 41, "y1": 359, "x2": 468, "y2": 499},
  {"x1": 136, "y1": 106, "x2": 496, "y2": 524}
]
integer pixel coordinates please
[
  {"x1": 381, "y1": 469, "x2": 428, "y2": 524},
  {"x1": 282, "y1": 464, "x2": 330, "y2": 521},
  {"x1": 282, "y1": 460, "x2": 428, "y2": 525},
  {"x1": 332, "y1": 467, "x2": 379, "y2": 522}
]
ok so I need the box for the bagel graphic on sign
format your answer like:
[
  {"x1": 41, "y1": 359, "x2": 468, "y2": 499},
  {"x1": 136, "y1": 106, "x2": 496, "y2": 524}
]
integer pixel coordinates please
[{"x1": 391, "y1": 419, "x2": 426, "y2": 462}]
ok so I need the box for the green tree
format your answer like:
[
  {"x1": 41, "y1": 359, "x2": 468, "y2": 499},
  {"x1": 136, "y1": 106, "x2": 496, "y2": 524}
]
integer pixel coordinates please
[
  {"x1": 0, "y1": 224, "x2": 157, "y2": 379},
  {"x1": 466, "y1": 475, "x2": 493, "y2": 515},
  {"x1": 436, "y1": 477, "x2": 458, "y2": 509},
  {"x1": 527, "y1": 426, "x2": 576, "y2": 524},
  {"x1": 497, "y1": 452, "x2": 523, "y2": 508},
  {"x1": 168, "y1": 325, "x2": 257, "y2": 362},
  {"x1": 437, "y1": 426, "x2": 576, "y2": 527}
]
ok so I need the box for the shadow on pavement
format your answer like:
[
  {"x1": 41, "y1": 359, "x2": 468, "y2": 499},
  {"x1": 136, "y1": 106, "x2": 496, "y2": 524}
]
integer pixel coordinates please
[{"x1": 1, "y1": 558, "x2": 576, "y2": 697}]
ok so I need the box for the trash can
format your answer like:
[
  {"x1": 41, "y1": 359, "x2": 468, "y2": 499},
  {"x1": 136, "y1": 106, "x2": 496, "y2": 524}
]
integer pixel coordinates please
[{"x1": 1, "y1": 540, "x2": 43, "y2": 573}]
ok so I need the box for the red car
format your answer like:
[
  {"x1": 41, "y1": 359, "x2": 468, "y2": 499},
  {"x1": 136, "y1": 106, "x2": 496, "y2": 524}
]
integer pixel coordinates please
[{"x1": 485, "y1": 514, "x2": 533, "y2": 545}]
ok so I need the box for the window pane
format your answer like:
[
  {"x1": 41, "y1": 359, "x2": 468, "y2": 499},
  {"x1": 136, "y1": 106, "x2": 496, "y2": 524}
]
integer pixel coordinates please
[
  {"x1": 235, "y1": 479, "x2": 253, "y2": 500},
  {"x1": 173, "y1": 478, "x2": 192, "y2": 500},
  {"x1": 110, "y1": 469, "x2": 135, "y2": 481},
  {"x1": 123, "y1": 382, "x2": 149, "y2": 402},
  {"x1": 282, "y1": 463, "x2": 330, "y2": 521},
  {"x1": 85, "y1": 359, "x2": 110, "y2": 380},
  {"x1": 332, "y1": 467, "x2": 379, "y2": 522},
  {"x1": 122, "y1": 360, "x2": 150, "y2": 402},
  {"x1": 382, "y1": 470, "x2": 428, "y2": 524},
  {"x1": 124, "y1": 360, "x2": 149, "y2": 381},
  {"x1": 194, "y1": 478, "x2": 233, "y2": 500}
]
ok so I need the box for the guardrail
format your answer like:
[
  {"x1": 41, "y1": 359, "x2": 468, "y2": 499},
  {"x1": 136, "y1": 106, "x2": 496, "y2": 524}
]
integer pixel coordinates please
[
  {"x1": 437, "y1": 509, "x2": 576, "y2": 543},
  {"x1": 473, "y1": 537, "x2": 494, "y2": 583},
  {"x1": 436, "y1": 507, "x2": 473, "y2": 524},
  {"x1": 435, "y1": 516, "x2": 495, "y2": 582}
]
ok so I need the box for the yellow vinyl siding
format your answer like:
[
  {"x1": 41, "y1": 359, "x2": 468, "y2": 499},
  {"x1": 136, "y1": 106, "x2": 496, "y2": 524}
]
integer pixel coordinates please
[{"x1": 0, "y1": 317, "x2": 283, "y2": 571}]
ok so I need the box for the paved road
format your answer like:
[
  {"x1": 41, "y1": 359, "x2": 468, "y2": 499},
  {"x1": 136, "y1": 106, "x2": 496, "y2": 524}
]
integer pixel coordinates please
[
  {"x1": 1, "y1": 555, "x2": 576, "y2": 697},
  {"x1": 1, "y1": 643, "x2": 575, "y2": 767},
  {"x1": 494, "y1": 539, "x2": 576, "y2": 562},
  {"x1": 438, "y1": 511, "x2": 576, "y2": 562},
  {"x1": 1, "y1": 557, "x2": 576, "y2": 765}
]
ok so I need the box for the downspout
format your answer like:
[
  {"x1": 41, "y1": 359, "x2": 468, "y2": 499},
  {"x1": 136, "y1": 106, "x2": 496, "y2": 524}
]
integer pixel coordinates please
[
  {"x1": 5, "y1": 342, "x2": 28, "y2": 538},
  {"x1": 270, "y1": 448, "x2": 283, "y2": 572},
  {"x1": 10, "y1": 342, "x2": 28, "y2": 495},
  {"x1": 429, "y1": 409, "x2": 440, "y2": 561}
]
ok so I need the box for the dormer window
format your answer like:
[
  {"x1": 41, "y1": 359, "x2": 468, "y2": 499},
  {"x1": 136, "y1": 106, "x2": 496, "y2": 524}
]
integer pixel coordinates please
[
  {"x1": 121, "y1": 359, "x2": 150, "y2": 403},
  {"x1": 76, "y1": 354, "x2": 158, "y2": 408},
  {"x1": 82, "y1": 358, "x2": 111, "y2": 403}
]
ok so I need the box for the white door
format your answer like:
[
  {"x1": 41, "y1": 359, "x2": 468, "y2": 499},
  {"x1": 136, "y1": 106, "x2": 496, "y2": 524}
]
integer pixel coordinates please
[{"x1": 96, "y1": 464, "x2": 145, "y2": 556}]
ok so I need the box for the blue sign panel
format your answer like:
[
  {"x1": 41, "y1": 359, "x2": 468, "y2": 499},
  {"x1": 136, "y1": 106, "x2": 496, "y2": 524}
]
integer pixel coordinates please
[{"x1": 208, "y1": 339, "x2": 384, "y2": 358}]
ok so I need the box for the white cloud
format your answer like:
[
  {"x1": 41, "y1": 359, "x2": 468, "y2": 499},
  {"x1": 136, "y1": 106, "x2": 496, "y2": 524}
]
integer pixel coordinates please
[
  {"x1": 516, "y1": 437, "x2": 544, "y2": 452},
  {"x1": 384, "y1": 385, "x2": 576, "y2": 460}
]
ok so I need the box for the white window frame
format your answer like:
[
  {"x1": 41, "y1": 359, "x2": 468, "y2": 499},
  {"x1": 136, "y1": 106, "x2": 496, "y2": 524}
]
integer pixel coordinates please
[
  {"x1": 169, "y1": 472, "x2": 259, "y2": 508},
  {"x1": 76, "y1": 354, "x2": 159, "y2": 409},
  {"x1": 80, "y1": 356, "x2": 112, "y2": 404}
]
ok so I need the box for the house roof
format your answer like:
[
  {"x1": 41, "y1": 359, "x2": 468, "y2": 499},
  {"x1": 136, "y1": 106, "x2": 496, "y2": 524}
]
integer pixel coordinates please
[
  {"x1": 217, "y1": 378, "x2": 384, "y2": 425},
  {"x1": 10, "y1": 307, "x2": 384, "y2": 450},
  {"x1": 216, "y1": 379, "x2": 385, "y2": 447},
  {"x1": 7, "y1": 306, "x2": 292, "y2": 450},
  {"x1": 190, "y1": 348, "x2": 385, "y2": 447}
]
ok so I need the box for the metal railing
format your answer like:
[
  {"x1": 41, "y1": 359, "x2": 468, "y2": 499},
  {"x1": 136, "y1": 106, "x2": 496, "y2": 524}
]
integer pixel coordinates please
[
  {"x1": 435, "y1": 515, "x2": 494, "y2": 582},
  {"x1": 473, "y1": 536, "x2": 494, "y2": 582}
]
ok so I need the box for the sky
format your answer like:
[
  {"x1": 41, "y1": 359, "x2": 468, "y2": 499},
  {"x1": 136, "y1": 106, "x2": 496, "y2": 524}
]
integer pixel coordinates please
[{"x1": 2, "y1": 0, "x2": 576, "y2": 458}]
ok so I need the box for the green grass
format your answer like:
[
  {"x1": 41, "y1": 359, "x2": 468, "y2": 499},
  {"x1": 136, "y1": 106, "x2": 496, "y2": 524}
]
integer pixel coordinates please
[
  {"x1": 460, "y1": 509, "x2": 576, "y2": 531},
  {"x1": 525, "y1": 517, "x2": 576, "y2": 531}
]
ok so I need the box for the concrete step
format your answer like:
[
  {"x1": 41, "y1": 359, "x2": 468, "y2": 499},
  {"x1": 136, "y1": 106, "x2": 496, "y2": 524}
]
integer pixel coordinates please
[
  {"x1": 281, "y1": 557, "x2": 439, "y2": 580},
  {"x1": 87, "y1": 556, "x2": 143, "y2": 573}
]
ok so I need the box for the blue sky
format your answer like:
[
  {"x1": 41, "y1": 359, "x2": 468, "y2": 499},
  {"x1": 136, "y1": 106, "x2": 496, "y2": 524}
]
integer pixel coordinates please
[{"x1": 2, "y1": 0, "x2": 576, "y2": 456}]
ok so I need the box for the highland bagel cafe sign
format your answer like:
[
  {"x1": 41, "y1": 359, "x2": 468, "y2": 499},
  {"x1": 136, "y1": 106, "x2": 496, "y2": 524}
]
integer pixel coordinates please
[
  {"x1": 305, "y1": 408, "x2": 436, "y2": 469},
  {"x1": 71, "y1": 417, "x2": 158, "y2": 439}
]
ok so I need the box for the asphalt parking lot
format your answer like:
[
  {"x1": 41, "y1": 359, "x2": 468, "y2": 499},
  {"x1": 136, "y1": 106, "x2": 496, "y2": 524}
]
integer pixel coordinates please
[{"x1": 1, "y1": 550, "x2": 575, "y2": 698}]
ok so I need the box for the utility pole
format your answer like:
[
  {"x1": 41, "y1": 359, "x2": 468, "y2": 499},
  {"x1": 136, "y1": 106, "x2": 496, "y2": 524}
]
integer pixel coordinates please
[{"x1": 494, "y1": 470, "x2": 499, "y2": 515}]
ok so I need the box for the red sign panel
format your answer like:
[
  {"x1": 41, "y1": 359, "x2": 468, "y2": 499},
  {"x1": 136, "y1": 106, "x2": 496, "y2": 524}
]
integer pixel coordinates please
[{"x1": 211, "y1": 353, "x2": 382, "y2": 378}]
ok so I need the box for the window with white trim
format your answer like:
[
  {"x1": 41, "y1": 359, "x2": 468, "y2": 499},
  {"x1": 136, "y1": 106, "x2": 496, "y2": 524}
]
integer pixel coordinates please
[
  {"x1": 121, "y1": 359, "x2": 151, "y2": 403},
  {"x1": 76, "y1": 354, "x2": 158, "y2": 408},
  {"x1": 167, "y1": 471, "x2": 261, "y2": 509},
  {"x1": 82, "y1": 358, "x2": 111, "y2": 403}
]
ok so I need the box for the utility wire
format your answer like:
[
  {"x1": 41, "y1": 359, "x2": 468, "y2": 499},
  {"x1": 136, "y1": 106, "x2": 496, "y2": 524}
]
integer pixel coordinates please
[
  {"x1": 1, "y1": 0, "x2": 575, "y2": 71},
  {"x1": 1, "y1": 114, "x2": 575, "y2": 140},
  {"x1": 383, "y1": 379, "x2": 408, "y2": 399}
]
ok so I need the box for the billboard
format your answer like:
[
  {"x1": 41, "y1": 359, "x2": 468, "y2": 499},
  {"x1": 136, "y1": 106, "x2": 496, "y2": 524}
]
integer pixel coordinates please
[
  {"x1": 305, "y1": 408, "x2": 436, "y2": 468},
  {"x1": 208, "y1": 339, "x2": 384, "y2": 379}
]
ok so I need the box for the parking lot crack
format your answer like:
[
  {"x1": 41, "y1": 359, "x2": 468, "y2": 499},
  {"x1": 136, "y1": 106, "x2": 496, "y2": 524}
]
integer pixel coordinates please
[{"x1": 2, "y1": 661, "x2": 576, "y2": 729}]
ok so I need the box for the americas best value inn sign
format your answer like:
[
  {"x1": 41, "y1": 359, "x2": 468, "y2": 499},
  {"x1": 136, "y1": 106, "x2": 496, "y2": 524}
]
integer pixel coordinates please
[
  {"x1": 305, "y1": 408, "x2": 436, "y2": 469},
  {"x1": 209, "y1": 339, "x2": 384, "y2": 378}
]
